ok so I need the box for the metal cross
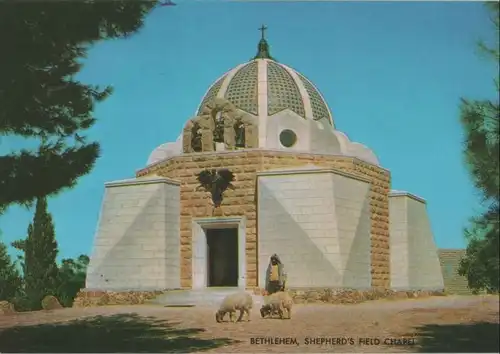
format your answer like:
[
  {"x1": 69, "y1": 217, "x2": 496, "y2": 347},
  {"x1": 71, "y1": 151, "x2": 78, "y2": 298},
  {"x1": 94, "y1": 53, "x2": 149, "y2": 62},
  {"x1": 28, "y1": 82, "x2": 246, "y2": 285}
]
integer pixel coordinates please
[{"x1": 258, "y1": 25, "x2": 267, "y2": 40}]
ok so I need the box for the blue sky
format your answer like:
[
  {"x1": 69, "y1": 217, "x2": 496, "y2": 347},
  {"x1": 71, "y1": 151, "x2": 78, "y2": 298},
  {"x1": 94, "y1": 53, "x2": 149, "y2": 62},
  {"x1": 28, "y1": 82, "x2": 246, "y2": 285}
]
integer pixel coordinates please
[{"x1": 1, "y1": 1, "x2": 498, "y2": 261}]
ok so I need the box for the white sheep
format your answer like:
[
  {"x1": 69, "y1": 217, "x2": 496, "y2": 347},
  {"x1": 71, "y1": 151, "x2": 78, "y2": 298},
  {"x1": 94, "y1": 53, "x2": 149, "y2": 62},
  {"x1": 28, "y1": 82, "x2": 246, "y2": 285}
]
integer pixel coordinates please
[
  {"x1": 215, "y1": 291, "x2": 253, "y2": 323},
  {"x1": 260, "y1": 291, "x2": 293, "y2": 319}
]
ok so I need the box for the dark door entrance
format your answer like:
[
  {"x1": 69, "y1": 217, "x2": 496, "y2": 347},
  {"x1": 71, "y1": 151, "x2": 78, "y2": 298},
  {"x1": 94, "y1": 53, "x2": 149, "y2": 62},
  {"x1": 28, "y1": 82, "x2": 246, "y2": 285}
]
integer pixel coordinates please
[{"x1": 206, "y1": 227, "x2": 238, "y2": 287}]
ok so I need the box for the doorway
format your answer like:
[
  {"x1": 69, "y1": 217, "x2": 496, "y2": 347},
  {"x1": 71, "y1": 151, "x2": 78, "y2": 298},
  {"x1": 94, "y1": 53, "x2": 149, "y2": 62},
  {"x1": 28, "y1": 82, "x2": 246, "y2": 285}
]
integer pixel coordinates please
[{"x1": 206, "y1": 228, "x2": 239, "y2": 287}]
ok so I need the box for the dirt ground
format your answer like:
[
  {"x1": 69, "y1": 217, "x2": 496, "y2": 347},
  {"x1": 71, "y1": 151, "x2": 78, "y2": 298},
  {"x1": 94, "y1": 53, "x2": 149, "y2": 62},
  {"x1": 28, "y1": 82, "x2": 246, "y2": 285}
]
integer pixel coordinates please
[{"x1": 0, "y1": 295, "x2": 498, "y2": 353}]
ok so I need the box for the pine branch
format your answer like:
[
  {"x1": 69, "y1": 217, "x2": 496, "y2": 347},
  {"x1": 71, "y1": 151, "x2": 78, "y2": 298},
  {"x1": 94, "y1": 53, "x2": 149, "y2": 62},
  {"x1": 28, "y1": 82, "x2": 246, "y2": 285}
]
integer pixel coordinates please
[
  {"x1": 0, "y1": 1, "x2": 157, "y2": 210},
  {"x1": 459, "y1": 99, "x2": 500, "y2": 202},
  {"x1": 0, "y1": 143, "x2": 100, "y2": 208}
]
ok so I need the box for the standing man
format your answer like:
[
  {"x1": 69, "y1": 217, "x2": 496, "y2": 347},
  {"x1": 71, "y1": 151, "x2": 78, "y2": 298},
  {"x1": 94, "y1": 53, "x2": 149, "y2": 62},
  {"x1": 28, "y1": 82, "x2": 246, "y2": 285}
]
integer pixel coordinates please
[{"x1": 265, "y1": 254, "x2": 287, "y2": 295}]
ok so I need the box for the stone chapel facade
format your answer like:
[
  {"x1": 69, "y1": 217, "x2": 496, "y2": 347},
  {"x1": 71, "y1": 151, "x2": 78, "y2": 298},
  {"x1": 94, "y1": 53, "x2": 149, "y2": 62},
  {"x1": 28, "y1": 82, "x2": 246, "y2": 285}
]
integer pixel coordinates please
[{"x1": 84, "y1": 32, "x2": 445, "y2": 295}]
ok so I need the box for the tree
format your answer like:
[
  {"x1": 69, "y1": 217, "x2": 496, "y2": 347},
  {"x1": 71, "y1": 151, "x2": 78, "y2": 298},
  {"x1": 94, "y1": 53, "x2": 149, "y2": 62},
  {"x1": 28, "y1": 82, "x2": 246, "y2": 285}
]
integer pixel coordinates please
[
  {"x1": 12, "y1": 238, "x2": 90, "y2": 308},
  {"x1": 56, "y1": 255, "x2": 90, "y2": 307},
  {"x1": 0, "y1": 234, "x2": 22, "y2": 302},
  {"x1": 14, "y1": 198, "x2": 60, "y2": 310},
  {"x1": 458, "y1": 2, "x2": 499, "y2": 293},
  {"x1": 0, "y1": 1, "x2": 158, "y2": 213}
]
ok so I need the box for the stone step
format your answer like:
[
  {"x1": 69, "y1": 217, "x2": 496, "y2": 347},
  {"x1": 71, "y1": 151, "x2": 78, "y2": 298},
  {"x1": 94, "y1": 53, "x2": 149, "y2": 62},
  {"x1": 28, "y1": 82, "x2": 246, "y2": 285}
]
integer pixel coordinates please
[{"x1": 146, "y1": 287, "x2": 265, "y2": 307}]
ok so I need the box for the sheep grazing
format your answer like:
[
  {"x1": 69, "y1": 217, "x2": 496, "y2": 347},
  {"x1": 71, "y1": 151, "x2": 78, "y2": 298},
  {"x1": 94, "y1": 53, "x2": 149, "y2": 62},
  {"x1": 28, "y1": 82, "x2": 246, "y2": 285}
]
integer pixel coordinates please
[
  {"x1": 215, "y1": 291, "x2": 253, "y2": 323},
  {"x1": 260, "y1": 291, "x2": 293, "y2": 319}
]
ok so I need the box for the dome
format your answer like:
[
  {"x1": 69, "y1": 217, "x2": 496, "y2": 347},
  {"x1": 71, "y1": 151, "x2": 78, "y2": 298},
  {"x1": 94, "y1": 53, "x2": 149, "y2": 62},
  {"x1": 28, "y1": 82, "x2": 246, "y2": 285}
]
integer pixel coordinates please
[
  {"x1": 195, "y1": 33, "x2": 334, "y2": 127},
  {"x1": 145, "y1": 27, "x2": 380, "y2": 168}
]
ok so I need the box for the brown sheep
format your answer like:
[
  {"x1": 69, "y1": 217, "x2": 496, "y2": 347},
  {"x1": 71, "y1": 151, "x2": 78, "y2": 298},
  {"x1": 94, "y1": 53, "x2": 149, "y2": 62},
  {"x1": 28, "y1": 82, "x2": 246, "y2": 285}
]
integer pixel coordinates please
[{"x1": 260, "y1": 291, "x2": 293, "y2": 319}]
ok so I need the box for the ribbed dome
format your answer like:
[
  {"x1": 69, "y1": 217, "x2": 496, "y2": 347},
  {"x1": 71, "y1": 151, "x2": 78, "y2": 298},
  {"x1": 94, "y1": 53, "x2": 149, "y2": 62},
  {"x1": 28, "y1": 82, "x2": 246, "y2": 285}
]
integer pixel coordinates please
[
  {"x1": 147, "y1": 27, "x2": 381, "y2": 167},
  {"x1": 196, "y1": 39, "x2": 334, "y2": 127}
]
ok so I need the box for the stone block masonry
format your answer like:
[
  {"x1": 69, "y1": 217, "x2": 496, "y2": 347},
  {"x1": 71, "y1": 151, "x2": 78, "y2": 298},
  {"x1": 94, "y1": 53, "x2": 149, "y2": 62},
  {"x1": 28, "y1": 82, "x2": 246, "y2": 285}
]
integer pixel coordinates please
[
  {"x1": 136, "y1": 149, "x2": 391, "y2": 289},
  {"x1": 389, "y1": 191, "x2": 444, "y2": 291},
  {"x1": 257, "y1": 168, "x2": 372, "y2": 289},
  {"x1": 86, "y1": 176, "x2": 181, "y2": 291},
  {"x1": 438, "y1": 249, "x2": 473, "y2": 294},
  {"x1": 71, "y1": 288, "x2": 446, "y2": 308}
]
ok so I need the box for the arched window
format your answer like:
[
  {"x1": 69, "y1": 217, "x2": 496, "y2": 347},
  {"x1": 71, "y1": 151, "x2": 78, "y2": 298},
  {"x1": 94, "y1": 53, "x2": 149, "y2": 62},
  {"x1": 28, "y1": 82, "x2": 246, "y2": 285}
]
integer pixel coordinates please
[
  {"x1": 235, "y1": 121, "x2": 245, "y2": 148},
  {"x1": 213, "y1": 112, "x2": 224, "y2": 143},
  {"x1": 191, "y1": 122, "x2": 202, "y2": 152}
]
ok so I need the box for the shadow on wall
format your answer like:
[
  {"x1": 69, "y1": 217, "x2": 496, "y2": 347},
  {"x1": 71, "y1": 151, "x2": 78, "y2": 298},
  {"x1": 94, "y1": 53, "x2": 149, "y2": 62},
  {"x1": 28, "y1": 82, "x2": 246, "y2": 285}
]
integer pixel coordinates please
[
  {"x1": 415, "y1": 322, "x2": 500, "y2": 353},
  {"x1": 407, "y1": 198, "x2": 443, "y2": 291},
  {"x1": 0, "y1": 313, "x2": 236, "y2": 353},
  {"x1": 258, "y1": 175, "x2": 372, "y2": 289},
  {"x1": 342, "y1": 185, "x2": 371, "y2": 287},
  {"x1": 87, "y1": 182, "x2": 180, "y2": 290},
  {"x1": 258, "y1": 183, "x2": 342, "y2": 287}
]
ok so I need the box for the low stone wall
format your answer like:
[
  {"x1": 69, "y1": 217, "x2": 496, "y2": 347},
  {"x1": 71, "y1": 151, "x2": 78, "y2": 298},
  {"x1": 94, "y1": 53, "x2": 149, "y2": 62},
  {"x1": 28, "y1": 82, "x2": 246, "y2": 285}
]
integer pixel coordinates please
[
  {"x1": 253, "y1": 288, "x2": 447, "y2": 304},
  {"x1": 292, "y1": 288, "x2": 446, "y2": 304},
  {"x1": 73, "y1": 290, "x2": 163, "y2": 307},
  {"x1": 74, "y1": 288, "x2": 446, "y2": 308}
]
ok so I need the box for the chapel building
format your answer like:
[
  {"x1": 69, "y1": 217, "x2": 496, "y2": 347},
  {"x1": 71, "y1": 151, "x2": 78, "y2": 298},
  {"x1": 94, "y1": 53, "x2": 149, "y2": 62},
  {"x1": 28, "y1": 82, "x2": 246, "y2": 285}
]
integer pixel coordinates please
[{"x1": 85, "y1": 29, "x2": 445, "y2": 295}]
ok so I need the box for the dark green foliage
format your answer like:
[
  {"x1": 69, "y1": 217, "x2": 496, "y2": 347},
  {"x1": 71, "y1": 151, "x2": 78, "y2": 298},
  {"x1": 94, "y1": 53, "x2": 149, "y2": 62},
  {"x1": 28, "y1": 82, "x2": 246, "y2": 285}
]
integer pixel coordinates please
[
  {"x1": 458, "y1": 3, "x2": 499, "y2": 293},
  {"x1": 20, "y1": 198, "x2": 60, "y2": 310},
  {"x1": 0, "y1": 1, "x2": 159, "y2": 309},
  {"x1": 0, "y1": 1, "x2": 158, "y2": 212},
  {"x1": 459, "y1": 231, "x2": 499, "y2": 293},
  {"x1": 0, "y1": 236, "x2": 22, "y2": 302},
  {"x1": 10, "y1": 242, "x2": 90, "y2": 309},
  {"x1": 12, "y1": 209, "x2": 89, "y2": 311},
  {"x1": 56, "y1": 255, "x2": 89, "y2": 307}
]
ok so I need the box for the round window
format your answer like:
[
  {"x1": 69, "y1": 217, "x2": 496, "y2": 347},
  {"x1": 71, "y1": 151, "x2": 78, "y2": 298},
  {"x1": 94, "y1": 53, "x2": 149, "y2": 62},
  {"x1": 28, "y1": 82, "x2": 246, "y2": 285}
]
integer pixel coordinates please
[{"x1": 279, "y1": 129, "x2": 297, "y2": 148}]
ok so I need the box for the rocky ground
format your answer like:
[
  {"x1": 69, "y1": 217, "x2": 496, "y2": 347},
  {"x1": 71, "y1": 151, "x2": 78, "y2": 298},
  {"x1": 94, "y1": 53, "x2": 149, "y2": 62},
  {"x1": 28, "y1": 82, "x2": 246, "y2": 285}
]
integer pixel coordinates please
[{"x1": 0, "y1": 295, "x2": 498, "y2": 353}]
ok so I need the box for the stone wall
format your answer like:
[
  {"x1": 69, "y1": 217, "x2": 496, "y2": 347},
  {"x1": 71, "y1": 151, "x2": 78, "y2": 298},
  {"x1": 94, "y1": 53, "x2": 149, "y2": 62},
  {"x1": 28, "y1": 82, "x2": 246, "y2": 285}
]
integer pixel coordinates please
[
  {"x1": 86, "y1": 176, "x2": 181, "y2": 291},
  {"x1": 138, "y1": 151, "x2": 261, "y2": 288},
  {"x1": 254, "y1": 288, "x2": 446, "y2": 304},
  {"x1": 73, "y1": 290, "x2": 163, "y2": 307},
  {"x1": 136, "y1": 150, "x2": 391, "y2": 289},
  {"x1": 72, "y1": 288, "x2": 446, "y2": 308},
  {"x1": 389, "y1": 195, "x2": 409, "y2": 288},
  {"x1": 438, "y1": 249, "x2": 473, "y2": 295},
  {"x1": 389, "y1": 192, "x2": 444, "y2": 291},
  {"x1": 257, "y1": 168, "x2": 372, "y2": 289}
]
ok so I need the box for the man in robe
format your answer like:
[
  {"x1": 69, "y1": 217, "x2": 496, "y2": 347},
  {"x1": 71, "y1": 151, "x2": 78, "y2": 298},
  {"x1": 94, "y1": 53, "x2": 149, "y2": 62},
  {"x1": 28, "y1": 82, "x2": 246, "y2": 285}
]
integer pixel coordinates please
[{"x1": 265, "y1": 254, "x2": 286, "y2": 295}]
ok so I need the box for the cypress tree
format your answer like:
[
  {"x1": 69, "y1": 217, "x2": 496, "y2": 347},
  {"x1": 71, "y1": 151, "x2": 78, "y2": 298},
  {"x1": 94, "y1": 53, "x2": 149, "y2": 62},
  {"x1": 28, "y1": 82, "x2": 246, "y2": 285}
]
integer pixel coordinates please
[{"x1": 23, "y1": 197, "x2": 60, "y2": 310}]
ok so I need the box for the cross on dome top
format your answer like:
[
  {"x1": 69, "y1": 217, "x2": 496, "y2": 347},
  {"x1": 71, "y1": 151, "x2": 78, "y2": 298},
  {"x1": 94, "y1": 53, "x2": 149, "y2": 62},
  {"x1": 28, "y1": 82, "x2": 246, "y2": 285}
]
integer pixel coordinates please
[
  {"x1": 259, "y1": 25, "x2": 267, "y2": 40},
  {"x1": 253, "y1": 24, "x2": 275, "y2": 61}
]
